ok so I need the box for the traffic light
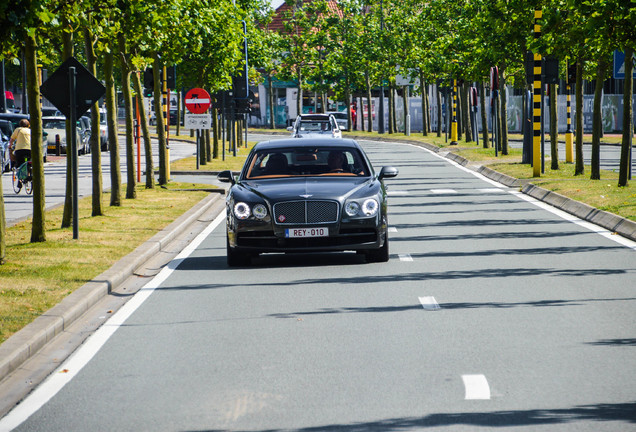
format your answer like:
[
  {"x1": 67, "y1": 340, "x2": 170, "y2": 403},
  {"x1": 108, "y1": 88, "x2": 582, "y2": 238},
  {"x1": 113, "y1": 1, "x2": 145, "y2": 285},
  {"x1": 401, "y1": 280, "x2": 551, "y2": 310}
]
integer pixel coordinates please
[
  {"x1": 542, "y1": 56, "x2": 559, "y2": 84},
  {"x1": 567, "y1": 62, "x2": 577, "y2": 84}
]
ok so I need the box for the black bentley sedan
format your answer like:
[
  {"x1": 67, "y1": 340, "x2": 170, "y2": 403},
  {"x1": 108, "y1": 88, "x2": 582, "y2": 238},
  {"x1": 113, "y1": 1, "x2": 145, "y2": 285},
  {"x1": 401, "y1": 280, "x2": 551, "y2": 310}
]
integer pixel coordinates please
[{"x1": 218, "y1": 138, "x2": 398, "y2": 266}]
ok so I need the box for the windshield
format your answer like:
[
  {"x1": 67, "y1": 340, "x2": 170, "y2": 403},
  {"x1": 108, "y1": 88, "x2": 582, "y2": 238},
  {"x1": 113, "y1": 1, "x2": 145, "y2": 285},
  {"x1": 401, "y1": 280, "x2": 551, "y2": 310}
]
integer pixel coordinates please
[
  {"x1": 298, "y1": 121, "x2": 331, "y2": 132},
  {"x1": 245, "y1": 147, "x2": 370, "y2": 179},
  {"x1": 43, "y1": 119, "x2": 66, "y2": 129}
]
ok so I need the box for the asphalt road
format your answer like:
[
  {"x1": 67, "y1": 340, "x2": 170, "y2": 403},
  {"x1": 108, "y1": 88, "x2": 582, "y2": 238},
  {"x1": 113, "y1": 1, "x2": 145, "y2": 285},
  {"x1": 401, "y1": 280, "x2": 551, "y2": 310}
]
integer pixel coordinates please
[
  {"x1": 1, "y1": 136, "x2": 634, "y2": 431},
  {"x1": 1, "y1": 136, "x2": 197, "y2": 227}
]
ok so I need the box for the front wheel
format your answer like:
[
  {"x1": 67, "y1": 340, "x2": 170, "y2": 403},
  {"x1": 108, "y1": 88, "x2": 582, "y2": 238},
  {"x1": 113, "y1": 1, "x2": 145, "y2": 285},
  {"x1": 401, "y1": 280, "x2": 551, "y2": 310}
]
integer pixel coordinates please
[
  {"x1": 227, "y1": 236, "x2": 251, "y2": 267},
  {"x1": 366, "y1": 236, "x2": 389, "y2": 263},
  {"x1": 12, "y1": 169, "x2": 21, "y2": 193}
]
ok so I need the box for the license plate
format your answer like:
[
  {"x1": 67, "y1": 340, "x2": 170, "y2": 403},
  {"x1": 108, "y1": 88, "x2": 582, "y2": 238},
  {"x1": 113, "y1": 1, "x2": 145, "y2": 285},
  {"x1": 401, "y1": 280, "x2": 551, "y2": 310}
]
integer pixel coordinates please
[{"x1": 285, "y1": 227, "x2": 329, "y2": 238}]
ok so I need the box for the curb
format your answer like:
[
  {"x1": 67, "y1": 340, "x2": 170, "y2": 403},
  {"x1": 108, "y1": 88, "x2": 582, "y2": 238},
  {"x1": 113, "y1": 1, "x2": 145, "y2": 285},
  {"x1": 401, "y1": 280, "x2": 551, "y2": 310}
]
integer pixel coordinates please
[{"x1": 0, "y1": 193, "x2": 225, "y2": 382}]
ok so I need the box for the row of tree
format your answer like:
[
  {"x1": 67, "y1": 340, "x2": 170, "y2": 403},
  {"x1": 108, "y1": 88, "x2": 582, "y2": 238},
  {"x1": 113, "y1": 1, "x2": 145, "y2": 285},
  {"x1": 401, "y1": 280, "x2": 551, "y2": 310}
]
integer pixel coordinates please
[
  {"x1": 0, "y1": 0, "x2": 634, "y2": 261},
  {"x1": 264, "y1": 0, "x2": 633, "y2": 186}
]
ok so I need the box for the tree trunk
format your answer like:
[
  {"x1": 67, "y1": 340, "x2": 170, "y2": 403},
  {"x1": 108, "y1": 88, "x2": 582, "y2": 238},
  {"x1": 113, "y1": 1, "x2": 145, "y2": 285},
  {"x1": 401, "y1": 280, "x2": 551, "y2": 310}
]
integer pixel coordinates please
[
  {"x1": 26, "y1": 35, "x2": 45, "y2": 242},
  {"x1": 480, "y1": 82, "x2": 489, "y2": 148},
  {"x1": 268, "y1": 73, "x2": 275, "y2": 129},
  {"x1": 176, "y1": 90, "x2": 181, "y2": 137},
  {"x1": 550, "y1": 83, "x2": 559, "y2": 170},
  {"x1": 388, "y1": 85, "x2": 394, "y2": 134},
  {"x1": 152, "y1": 55, "x2": 168, "y2": 185},
  {"x1": 104, "y1": 51, "x2": 121, "y2": 206},
  {"x1": 590, "y1": 59, "x2": 606, "y2": 180},
  {"x1": 61, "y1": 28, "x2": 73, "y2": 228},
  {"x1": 118, "y1": 34, "x2": 136, "y2": 199},
  {"x1": 575, "y1": 57, "x2": 585, "y2": 175},
  {"x1": 618, "y1": 46, "x2": 633, "y2": 187},
  {"x1": 402, "y1": 85, "x2": 409, "y2": 134},
  {"x1": 420, "y1": 71, "x2": 428, "y2": 136},
  {"x1": 436, "y1": 85, "x2": 442, "y2": 137},
  {"x1": 84, "y1": 29, "x2": 103, "y2": 216},
  {"x1": 500, "y1": 69, "x2": 509, "y2": 154},
  {"x1": 132, "y1": 71, "x2": 154, "y2": 188},
  {"x1": 212, "y1": 107, "x2": 219, "y2": 158},
  {"x1": 365, "y1": 69, "x2": 373, "y2": 132},
  {"x1": 462, "y1": 82, "x2": 471, "y2": 142},
  {"x1": 296, "y1": 69, "x2": 302, "y2": 118}
]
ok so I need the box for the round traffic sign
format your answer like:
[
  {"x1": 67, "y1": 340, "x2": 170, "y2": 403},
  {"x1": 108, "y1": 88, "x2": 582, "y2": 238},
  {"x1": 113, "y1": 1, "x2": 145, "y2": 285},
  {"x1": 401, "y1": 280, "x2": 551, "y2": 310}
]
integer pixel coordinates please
[{"x1": 184, "y1": 88, "x2": 211, "y2": 114}]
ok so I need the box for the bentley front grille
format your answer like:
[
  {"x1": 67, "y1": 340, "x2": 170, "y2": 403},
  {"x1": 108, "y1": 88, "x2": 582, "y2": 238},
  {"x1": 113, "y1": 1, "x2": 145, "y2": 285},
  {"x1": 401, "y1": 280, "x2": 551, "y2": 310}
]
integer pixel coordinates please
[{"x1": 273, "y1": 200, "x2": 339, "y2": 225}]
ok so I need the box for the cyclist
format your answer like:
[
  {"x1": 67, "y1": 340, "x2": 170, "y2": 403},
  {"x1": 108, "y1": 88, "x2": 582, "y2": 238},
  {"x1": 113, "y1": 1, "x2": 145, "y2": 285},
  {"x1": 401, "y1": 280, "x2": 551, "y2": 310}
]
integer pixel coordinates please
[{"x1": 9, "y1": 119, "x2": 31, "y2": 191}]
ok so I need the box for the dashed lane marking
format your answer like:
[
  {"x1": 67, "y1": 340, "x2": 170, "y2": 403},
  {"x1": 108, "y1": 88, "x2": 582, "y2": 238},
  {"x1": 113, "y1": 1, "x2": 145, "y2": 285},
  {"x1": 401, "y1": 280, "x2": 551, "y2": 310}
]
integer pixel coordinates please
[
  {"x1": 430, "y1": 189, "x2": 458, "y2": 194},
  {"x1": 462, "y1": 374, "x2": 491, "y2": 400},
  {"x1": 418, "y1": 296, "x2": 440, "y2": 310},
  {"x1": 398, "y1": 254, "x2": 413, "y2": 262}
]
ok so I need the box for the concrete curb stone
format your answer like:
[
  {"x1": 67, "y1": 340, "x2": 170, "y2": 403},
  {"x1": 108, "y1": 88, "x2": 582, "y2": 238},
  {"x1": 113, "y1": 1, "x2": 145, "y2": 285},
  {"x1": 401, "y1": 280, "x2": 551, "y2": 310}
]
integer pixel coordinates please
[{"x1": 0, "y1": 193, "x2": 224, "y2": 382}]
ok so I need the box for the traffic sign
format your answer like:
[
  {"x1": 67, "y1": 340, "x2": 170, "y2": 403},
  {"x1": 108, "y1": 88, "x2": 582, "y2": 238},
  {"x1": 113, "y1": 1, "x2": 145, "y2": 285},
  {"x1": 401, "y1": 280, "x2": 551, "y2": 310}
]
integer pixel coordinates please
[
  {"x1": 184, "y1": 113, "x2": 212, "y2": 130},
  {"x1": 613, "y1": 50, "x2": 636, "y2": 79},
  {"x1": 184, "y1": 88, "x2": 211, "y2": 114},
  {"x1": 40, "y1": 56, "x2": 105, "y2": 118}
]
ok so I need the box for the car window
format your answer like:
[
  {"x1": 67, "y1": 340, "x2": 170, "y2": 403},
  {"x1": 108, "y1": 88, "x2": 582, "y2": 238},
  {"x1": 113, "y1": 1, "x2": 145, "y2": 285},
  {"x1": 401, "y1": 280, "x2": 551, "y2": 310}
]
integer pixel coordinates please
[
  {"x1": 43, "y1": 119, "x2": 66, "y2": 129},
  {"x1": 245, "y1": 148, "x2": 369, "y2": 179},
  {"x1": 299, "y1": 121, "x2": 330, "y2": 132}
]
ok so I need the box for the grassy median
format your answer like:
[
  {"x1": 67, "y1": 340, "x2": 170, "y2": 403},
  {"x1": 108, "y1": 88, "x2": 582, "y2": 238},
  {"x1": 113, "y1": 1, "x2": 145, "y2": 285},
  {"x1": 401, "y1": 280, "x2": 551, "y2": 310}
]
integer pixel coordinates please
[{"x1": 0, "y1": 182, "x2": 210, "y2": 343}]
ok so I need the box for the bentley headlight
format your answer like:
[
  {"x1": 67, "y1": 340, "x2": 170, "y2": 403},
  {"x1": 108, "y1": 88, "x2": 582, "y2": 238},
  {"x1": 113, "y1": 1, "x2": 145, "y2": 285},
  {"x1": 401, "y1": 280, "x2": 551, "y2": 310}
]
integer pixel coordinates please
[
  {"x1": 234, "y1": 202, "x2": 251, "y2": 219},
  {"x1": 253, "y1": 203, "x2": 268, "y2": 219},
  {"x1": 362, "y1": 198, "x2": 379, "y2": 216},
  {"x1": 345, "y1": 201, "x2": 360, "y2": 217}
]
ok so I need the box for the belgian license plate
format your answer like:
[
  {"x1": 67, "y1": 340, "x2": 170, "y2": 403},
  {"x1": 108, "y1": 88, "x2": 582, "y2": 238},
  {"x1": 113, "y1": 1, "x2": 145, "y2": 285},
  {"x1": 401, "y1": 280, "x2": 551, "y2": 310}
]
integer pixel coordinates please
[{"x1": 285, "y1": 227, "x2": 329, "y2": 238}]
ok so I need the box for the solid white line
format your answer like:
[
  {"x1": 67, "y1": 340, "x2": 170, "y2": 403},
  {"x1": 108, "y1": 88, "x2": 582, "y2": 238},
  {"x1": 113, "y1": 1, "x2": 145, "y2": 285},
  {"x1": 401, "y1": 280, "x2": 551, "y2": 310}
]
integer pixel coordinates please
[
  {"x1": 387, "y1": 190, "x2": 409, "y2": 196},
  {"x1": 430, "y1": 189, "x2": 457, "y2": 194},
  {"x1": 399, "y1": 254, "x2": 413, "y2": 262},
  {"x1": 477, "y1": 188, "x2": 506, "y2": 193},
  {"x1": 0, "y1": 210, "x2": 227, "y2": 432},
  {"x1": 401, "y1": 142, "x2": 636, "y2": 250},
  {"x1": 509, "y1": 190, "x2": 636, "y2": 250},
  {"x1": 462, "y1": 374, "x2": 491, "y2": 400},
  {"x1": 418, "y1": 296, "x2": 440, "y2": 310}
]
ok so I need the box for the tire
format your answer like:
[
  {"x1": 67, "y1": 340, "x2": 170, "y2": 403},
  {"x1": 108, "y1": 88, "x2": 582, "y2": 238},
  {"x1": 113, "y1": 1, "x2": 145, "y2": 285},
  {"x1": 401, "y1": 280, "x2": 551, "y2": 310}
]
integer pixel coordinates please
[
  {"x1": 227, "y1": 236, "x2": 250, "y2": 267},
  {"x1": 367, "y1": 235, "x2": 389, "y2": 263},
  {"x1": 12, "y1": 169, "x2": 21, "y2": 194}
]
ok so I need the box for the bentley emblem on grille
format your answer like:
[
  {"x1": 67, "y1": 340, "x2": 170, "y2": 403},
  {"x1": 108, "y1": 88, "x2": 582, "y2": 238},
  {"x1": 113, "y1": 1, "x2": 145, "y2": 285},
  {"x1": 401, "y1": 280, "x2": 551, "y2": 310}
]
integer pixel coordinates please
[{"x1": 300, "y1": 194, "x2": 312, "y2": 198}]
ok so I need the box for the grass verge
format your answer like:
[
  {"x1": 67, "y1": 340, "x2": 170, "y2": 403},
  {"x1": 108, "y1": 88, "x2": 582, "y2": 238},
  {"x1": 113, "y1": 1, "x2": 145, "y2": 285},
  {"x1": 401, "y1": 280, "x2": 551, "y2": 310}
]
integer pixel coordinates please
[{"x1": 0, "y1": 183, "x2": 210, "y2": 343}]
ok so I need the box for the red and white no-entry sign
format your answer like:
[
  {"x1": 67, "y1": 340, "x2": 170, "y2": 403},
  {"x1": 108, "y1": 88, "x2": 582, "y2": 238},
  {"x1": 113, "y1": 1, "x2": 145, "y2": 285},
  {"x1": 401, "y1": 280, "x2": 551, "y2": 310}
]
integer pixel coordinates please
[{"x1": 184, "y1": 88, "x2": 211, "y2": 114}]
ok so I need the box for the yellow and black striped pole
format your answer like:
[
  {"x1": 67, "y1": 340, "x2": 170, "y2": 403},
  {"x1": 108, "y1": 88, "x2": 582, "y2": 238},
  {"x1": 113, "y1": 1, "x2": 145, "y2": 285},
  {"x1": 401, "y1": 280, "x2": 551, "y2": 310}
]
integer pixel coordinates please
[
  {"x1": 162, "y1": 66, "x2": 171, "y2": 181},
  {"x1": 565, "y1": 62, "x2": 574, "y2": 163},
  {"x1": 532, "y1": 9, "x2": 542, "y2": 177},
  {"x1": 450, "y1": 78, "x2": 458, "y2": 145}
]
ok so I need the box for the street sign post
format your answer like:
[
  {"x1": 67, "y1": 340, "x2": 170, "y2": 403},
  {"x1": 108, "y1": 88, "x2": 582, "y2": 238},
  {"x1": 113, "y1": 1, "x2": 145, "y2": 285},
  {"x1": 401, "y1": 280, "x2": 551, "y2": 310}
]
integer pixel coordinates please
[{"x1": 40, "y1": 56, "x2": 105, "y2": 239}]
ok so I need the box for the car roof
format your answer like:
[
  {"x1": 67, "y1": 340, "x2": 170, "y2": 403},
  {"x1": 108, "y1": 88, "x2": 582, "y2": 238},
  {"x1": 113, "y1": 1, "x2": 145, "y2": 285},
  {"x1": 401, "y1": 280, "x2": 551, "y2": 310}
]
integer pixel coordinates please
[
  {"x1": 253, "y1": 138, "x2": 359, "y2": 151},
  {"x1": 298, "y1": 114, "x2": 332, "y2": 121}
]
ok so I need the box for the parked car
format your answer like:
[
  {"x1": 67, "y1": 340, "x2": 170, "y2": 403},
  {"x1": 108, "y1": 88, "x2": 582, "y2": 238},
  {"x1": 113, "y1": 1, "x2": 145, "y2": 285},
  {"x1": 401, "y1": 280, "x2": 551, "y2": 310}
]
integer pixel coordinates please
[
  {"x1": 0, "y1": 112, "x2": 48, "y2": 164},
  {"x1": 42, "y1": 116, "x2": 89, "y2": 155},
  {"x1": 0, "y1": 120, "x2": 12, "y2": 172},
  {"x1": 99, "y1": 109, "x2": 108, "y2": 151},
  {"x1": 326, "y1": 111, "x2": 349, "y2": 131},
  {"x1": 217, "y1": 138, "x2": 398, "y2": 266},
  {"x1": 287, "y1": 114, "x2": 342, "y2": 139}
]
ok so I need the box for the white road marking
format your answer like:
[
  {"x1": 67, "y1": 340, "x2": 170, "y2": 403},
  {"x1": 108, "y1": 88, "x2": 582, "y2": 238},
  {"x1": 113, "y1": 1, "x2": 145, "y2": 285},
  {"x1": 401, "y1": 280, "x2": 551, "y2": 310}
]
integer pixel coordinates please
[
  {"x1": 0, "y1": 211, "x2": 228, "y2": 431},
  {"x1": 477, "y1": 188, "x2": 505, "y2": 193},
  {"x1": 388, "y1": 227, "x2": 398, "y2": 233},
  {"x1": 418, "y1": 296, "x2": 440, "y2": 310},
  {"x1": 388, "y1": 190, "x2": 409, "y2": 196},
  {"x1": 398, "y1": 254, "x2": 413, "y2": 261},
  {"x1": 430, "y1": 189, "x2": 458, "y2": 194},
  {"x1": 401, "y1": 142, "x2": 636, "y2": 250},
  {"x1": 462, "y1": 374, "x2": 491, "y2": 400}
]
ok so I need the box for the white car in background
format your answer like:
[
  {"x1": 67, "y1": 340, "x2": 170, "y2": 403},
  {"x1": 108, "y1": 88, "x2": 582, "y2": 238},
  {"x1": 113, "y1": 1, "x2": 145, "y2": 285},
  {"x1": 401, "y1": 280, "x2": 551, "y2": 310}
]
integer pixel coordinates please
[
  {"x1": 42, "y1": 116, "x2": 89, "y2": 155},
  {"x1": 288, "y1": 114, "x2": 342, "y2": 139}
]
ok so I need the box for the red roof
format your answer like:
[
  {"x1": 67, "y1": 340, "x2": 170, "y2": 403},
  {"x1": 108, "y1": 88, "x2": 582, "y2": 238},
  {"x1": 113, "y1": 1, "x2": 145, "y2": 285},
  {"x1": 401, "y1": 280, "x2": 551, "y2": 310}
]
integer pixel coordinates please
[{"x1": 267, "y1": 0, "x2": 342, "y2": 34}]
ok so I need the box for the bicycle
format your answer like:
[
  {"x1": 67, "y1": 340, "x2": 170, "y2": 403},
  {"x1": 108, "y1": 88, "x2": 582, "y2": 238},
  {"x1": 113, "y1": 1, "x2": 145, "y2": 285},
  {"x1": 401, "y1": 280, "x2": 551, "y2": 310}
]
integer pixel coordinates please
[{"x1": 12, "y1": 158, "x2": 33, "y2": 195}]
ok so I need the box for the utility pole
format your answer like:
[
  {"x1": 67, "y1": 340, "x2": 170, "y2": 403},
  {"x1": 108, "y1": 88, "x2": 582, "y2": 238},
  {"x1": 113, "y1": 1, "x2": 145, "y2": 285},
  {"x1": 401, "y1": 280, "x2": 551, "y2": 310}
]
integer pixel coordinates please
[{"x1": 450, "y1": 78, "x2": 458, "y2": 145}]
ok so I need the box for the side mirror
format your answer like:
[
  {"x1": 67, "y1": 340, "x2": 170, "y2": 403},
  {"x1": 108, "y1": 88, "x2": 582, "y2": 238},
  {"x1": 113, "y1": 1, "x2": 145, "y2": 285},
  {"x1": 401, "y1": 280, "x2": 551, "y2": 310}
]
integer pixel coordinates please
[
  {"x1": 286, "y1": 126, "x2": 293, "y2": 131},
  {"x1": 217, "y1": 170, "x2": 235, "y2": 184},
  {"x1": 378, "y1": 166, "x2": 398, "y2": 180}
]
